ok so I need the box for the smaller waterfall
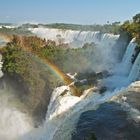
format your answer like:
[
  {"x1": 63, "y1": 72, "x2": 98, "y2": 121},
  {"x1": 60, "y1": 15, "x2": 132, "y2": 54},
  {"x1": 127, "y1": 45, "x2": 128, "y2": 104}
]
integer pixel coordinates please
[
  {"x1": 114, "y1": 39, "x2": 137, "y2": 75},
  {"x1": 0, "y1": 80, "x2": 33, "y2": 140},
  {"x1": 128, "y1": 52, "x2": 140, "y2": 82},
  {"x1": 101, "y1": 38, "x2": 137, "y2": 89},
  {"x1": 0, "y1": 105, "x2": 32, "y2": 140},
  {"x1": 98, "y1": 33, "x2": 120, "y2": 68},
  {"x1": 122, "y1": 39, "x2": 136, "y2": 62},
  {"x1": 100, "y1": 33, "x2": 119, "y2": 47}
]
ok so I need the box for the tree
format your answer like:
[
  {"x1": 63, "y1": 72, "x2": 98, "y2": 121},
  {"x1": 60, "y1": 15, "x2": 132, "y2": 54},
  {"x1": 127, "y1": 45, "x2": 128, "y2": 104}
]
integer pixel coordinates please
[{"x1": 133, "y1": 13, "x2": 140, "y2": 23}]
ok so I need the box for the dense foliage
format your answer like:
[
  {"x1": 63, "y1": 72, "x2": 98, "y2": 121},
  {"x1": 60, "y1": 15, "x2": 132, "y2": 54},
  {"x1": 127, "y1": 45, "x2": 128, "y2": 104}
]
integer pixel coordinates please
[
  {"x1": 41, "y1": 22, "x2": 120, "y2": 34},
  {"x1": 0, "y1": 35, "x2": 99, "y2": 120},
  {"x1": 4, "y1": 35, "x2": 97, "y2": 73},
  {"x1": 120, "y1": 13, "x2": 140, "y2": 48},
  {"x1": 1, "y1": 38, "x2": 60, "y2": 122}
]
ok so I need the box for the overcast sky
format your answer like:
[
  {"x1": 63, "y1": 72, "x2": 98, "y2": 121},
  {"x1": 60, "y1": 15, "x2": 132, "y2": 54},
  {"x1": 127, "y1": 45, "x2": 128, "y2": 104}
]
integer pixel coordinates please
[{"x1": 0, "y1": 0, "x2": 140, "y2": 24}]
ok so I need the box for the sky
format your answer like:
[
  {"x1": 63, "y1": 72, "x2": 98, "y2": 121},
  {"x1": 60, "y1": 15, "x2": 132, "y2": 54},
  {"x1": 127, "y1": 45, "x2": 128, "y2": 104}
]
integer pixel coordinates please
[{"x1": 0, "y1": 0, "x2": 140, "y2": 24}]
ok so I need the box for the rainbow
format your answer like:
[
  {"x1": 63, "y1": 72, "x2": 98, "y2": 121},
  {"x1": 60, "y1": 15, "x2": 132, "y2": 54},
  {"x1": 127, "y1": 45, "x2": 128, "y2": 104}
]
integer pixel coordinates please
[
  {"x1": 33, "y1": 55, "x2": 81, "y2": 96},
  {"x1": 35, "y1": 53, "x2": 82, "y2": 96},
  {"x1": 13, "y1": 35, "x2": 81, "y2": 96},
  {"x1": 0, "y1": 33, "x2": 72, "y2": 84},
  {"x1": 38, "y1": 56, "x2": 73, "y2": 85},
  {"x1": 25, "y1": 47, "x2": 73, "y2": 85}
]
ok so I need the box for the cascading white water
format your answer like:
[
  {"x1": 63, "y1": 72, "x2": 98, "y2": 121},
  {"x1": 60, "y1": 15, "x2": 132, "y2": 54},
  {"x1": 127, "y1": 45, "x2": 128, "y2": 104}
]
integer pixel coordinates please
[
  {"x1": 101, "y1": 38, "x2": 137, "y2": 89},
  {"x1": 29, "y1": 27, "x2": 119, "y2": 48},
  {"x1": 113, "y1": 38, "x2": 137, "y2": 75},
  {"x1": 97, "y1": 33, "x2": 120, "y2": 69},
  {"x1": 128, "y1": 52, "x2": 140, "y2": 82},
  {"x1": 0, "y1": 105, "x2": 33, "y2": 140},
  {"x1": 47, "y1": 87, "x2": 125, "y2": 140},
  {"x1": 20, "y1": 86, "x2": 124, "y2": 140}
]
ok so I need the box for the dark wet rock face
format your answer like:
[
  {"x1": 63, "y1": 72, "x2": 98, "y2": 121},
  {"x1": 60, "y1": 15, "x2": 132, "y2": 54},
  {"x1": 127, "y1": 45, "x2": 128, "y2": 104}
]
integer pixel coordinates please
[
  {"x1": 70, "y1": 71, "x2": 110, "y2": 97},
  {"x1": 72, "y1": 102, "x2": 140, "y2": 140},
  {"x1": 76, "y1": 71, "x2": 109, "y2": 82}
]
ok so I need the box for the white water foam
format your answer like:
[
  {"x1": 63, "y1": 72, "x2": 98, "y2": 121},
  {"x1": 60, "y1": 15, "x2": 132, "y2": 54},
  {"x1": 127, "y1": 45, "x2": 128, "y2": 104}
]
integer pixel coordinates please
[
  {"x1": 0, "y1": 87, "x2": 33, "y2": 140},
  {"x1": 100, "y1": 38, "x2": 137, "y2": 89},
  {"x1": 29, "y1": 27, "x2": 119, "y2": 48}
]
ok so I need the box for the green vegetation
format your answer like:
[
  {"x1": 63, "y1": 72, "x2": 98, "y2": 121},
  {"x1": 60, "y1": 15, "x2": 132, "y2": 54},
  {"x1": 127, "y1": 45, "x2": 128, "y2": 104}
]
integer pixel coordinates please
[
  {"x1": 42, "y1": 22, "x2": 120, "y2": 34},
  {"x1": 38, "y1": 44, "x2": 96, "y2": 73},
  {"x1": 0, "y1": 35, "x2": 99, "y2": 120},
  {"x1": 119, "y1": 13, "x2": 140, "y2": 62},
  {"x1": 14, "y1": 22, "x2": 120, "y2": 34},
  {"x1": 1, "y1": 38, "x2": 60, "y2": 122},
  {"x1": 0, "y1": 26, "x2": 32, "y2": 35},
  {"x1": 5, "y1": 35, "x2": 97, "y2": 73},
  {"x1": 120, "y1": 13, "x2": 140, "y2": 48}
]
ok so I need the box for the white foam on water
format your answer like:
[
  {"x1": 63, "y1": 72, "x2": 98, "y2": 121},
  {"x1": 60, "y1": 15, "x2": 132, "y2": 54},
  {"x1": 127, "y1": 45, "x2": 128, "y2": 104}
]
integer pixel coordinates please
[
  {"x1": 0, "y1": 88, "x2": 33, "y2": 140},
  {"x1": 29, "y1": 27, "x2": 119, "y2": 48}
]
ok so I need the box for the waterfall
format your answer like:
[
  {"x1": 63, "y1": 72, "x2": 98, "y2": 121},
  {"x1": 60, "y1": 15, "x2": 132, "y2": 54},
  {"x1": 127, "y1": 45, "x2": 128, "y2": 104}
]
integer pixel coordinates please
[
  {"x1": 97, "y1": 33, "x2": 120, "y2": 69},
  {"x1": 50, "y1": 88, "x2": 124, "y2": 140},
  {"x1": 113, "y1": 38, "x2": 137, "y2": 75},
  {"x1": 20, "y1": 86, "x2": 123, "y2": 140},
  {"x1": 0, "y1": 104, "x2": 33, "y2": 140},
  {"x1": 29, "y1": 28, "x2": 119, "y2": 48},
  {"x1": 0, "y1": 82, "x2": 33, "y2": 140},
  {"x1": 100, "y1": 38, "x2": 137, "y2": 89},
  {"x1": 128, "y1": 52, "x2": 140, "y2": 82}
]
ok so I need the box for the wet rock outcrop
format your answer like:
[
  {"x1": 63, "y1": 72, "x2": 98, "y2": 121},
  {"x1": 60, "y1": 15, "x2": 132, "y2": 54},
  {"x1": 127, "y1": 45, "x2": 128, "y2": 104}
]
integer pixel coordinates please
[{"x1": 72, "y1": 81, "x2": 140, "y2": 140}]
